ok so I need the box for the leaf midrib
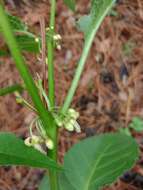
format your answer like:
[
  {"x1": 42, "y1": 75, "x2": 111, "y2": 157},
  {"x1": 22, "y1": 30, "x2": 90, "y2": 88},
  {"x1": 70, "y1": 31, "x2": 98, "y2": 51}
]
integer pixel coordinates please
[
  {"x1": 84, "y1": 143, "x2": 112, "y2": 190},
  {"x1": 84, "y1": 141, "x2": 134, "y2": 190},
  {"x1": 90, "y1": 150, "x2": 135, "y2": 187}
]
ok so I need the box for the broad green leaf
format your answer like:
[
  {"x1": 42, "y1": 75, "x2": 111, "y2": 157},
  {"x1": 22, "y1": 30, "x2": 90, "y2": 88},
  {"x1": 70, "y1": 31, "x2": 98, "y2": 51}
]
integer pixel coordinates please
[
  {"x1": 119, "y1": 128, "x2": 131, "y2": 136},
  {"x1": 39, "y1": 174, "x2": 50, "y2": 190},
  {"x1": 77, "y1": 15, "x2": 92, "y2": 34},
  {"x1": 59, "y1": 133, "x2": 138, "y2": 190},
  {"x1": 7, "y1": 13, "x2": 27, "y2": 31},
  {"x1": 129, "y1": 117, "x2": 143, "y2": 132},
  {"x1": 63, "y1": 0, "x2": 75, "y2": 11},
  {"x1": 59, "y1": 172, "x2": 75, "y2": 190},
  {"x1": 0, "y1": 12, "x2": 27, "y2": 32},
  {"x1": 0, "y1": 34, "x2": 40, "y2": 55},
  {"x1": 0, "y1": 84, "x2": 23, "y2": 96},
  {"x1": 16, "y1": 35, "x2": 40, "y2": 53},
  {"x1": 78, "y1": 0, "x2": 116, "y2": 37},
  {"x1": 0, "y1": 133, "x2": 61, "y2": 170},
  {"x1": 0, "y1": 12, "x2": 40, "y2": 54}
]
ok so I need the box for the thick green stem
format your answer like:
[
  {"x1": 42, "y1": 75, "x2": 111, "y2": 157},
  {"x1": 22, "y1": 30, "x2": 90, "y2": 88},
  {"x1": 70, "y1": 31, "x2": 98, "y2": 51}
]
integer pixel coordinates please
[
  {"x1": 47, "y1": 0, "x2": 58, "y2": 190},
  {"x1": 0, "y1": 5, "x2": 54, "y2": 138}
]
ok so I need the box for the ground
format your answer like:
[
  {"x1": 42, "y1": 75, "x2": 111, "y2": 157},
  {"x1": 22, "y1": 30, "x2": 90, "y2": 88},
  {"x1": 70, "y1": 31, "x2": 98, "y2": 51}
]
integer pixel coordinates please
[{"x1": 0, "y1": 0, "x2": 143, "y2": 189}]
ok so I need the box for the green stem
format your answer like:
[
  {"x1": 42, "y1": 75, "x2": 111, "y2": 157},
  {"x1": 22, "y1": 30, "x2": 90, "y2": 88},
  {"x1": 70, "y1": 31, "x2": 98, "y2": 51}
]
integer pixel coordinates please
[
  {"x1": 47, "y1": 0, "x2": 58, "y2": 190},
  {"x1": 61, "y1": 2, "x2": 114, "y2": 114},
  {"x1": 0, "y1": 5, "x2": 54, "y2": 138},
  {"x1": 47, "y1": 0, "x2": 56, "y2": 107},
  {"x1": 61, "y1": 30, "x2": 96, "y2": 114},
  {"x1": 0, "y1": 84, "x2": 23, "y2": 96}
]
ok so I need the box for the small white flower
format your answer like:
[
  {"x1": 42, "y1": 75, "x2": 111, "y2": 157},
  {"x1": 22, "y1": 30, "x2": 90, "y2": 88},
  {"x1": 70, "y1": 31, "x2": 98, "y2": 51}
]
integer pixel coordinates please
[
  {"x1": 69, "y1": 119, "x2": 76, "y2": 126},
  {"x1": 74, "y1": 121, "x2": 81, "y2": 133},
  {"x1": 25, "y1": 136, "x2": 46, "y2": 154},
  {"x1": 33, "y1": 144, "x2": 46, "y2": 155},
  {"x1": 56, "y1": 44, "x2": 61, "y2": 50},
  {"x1": 65, "y1": 123, "x2": 74, "y2": 132},
  {"x1": 68, "y1": 109, "x2": 79, "y2": 119},
  {"x1": 53, "y1": 34, "x2": 62, "y2": 41},
  {"x1": 24, "y1": 137, "x2": 32, "y2": 147},
  {"x1": 45, "y1": 139, "x2": 54, "y2": 150},
  {"x1": 32, "y1": 135, "x2": 43, "y2": 144},
  {"x1": 46, "y1": 27, "x2": 50, "y2": 31},
  {"x1": 24, "y1": 135, "x2": 43, "y2": 147},
  {"x1": 35, "y1": 38, "x2": 39, "y2": 42}
]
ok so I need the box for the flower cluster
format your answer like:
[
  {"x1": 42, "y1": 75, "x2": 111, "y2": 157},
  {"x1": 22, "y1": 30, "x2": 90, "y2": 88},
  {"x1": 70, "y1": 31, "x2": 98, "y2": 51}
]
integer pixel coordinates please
[
  {"x1": 24, "y1": 118, "x2": 54, "y2": 154},
  {"x1": 54, "y1": 108, "x2": 81, "y2": 133},
  {"x1": 53, "y1": 33, "x2": 62, "y2": 50},
  {"x1": 46, "y1": 27, "x2": 62, "y2": 50}
]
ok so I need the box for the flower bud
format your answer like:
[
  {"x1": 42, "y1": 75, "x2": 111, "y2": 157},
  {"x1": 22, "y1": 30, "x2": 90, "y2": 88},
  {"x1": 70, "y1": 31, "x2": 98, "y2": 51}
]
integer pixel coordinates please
[
  {"x1": 56, "y1": 44, "x2": 61, "y2": 50},
  {"x1": 68, "y1": 109, "x2": 79, "y2": 119},
  {"x1": 55, "y1": 117, "x2": 63, "y2": 127},
  {"x1": 53, "y1": 34, "x2": 62, "y2": 41},
  {"x1": 65, "y1": 123, "x2": 74, "y2": 132},
  {"x1": 69, "y1": 119, "x2": 75, "y2": 126},
  {"x1": 16, "y1": 97, "x2": 23, "y2": 104},
  {"x1": 34, "y1": 144, "x2": 46, "y2": 155},
  {"x1": 31, "y1": 135, "x2": 41, "y2": 144},
  {"x1": 74, "y1": 122, "x2": 81, "y2": 133},
  {"x1": 24, "y1": 137, "x2": 32, "y2": 147},
  {"x1": 45, "y1": 139, "x2": 54, "y2": 150},
  {"x1": 35, "y1": 38, "x2": 39, "y2": 42}
]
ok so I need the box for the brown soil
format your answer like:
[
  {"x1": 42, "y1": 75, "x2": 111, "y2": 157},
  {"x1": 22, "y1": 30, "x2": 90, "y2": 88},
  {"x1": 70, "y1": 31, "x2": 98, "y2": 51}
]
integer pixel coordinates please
[{"x1": 0, "y1": 0, "x2": 143, "y2": 189}]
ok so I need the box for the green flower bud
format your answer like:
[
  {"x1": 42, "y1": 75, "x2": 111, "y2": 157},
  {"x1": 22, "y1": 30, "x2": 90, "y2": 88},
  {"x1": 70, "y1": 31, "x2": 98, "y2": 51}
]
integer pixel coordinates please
[{"x1": 55, "y1": 117, "x2": 63, "y2": 127}]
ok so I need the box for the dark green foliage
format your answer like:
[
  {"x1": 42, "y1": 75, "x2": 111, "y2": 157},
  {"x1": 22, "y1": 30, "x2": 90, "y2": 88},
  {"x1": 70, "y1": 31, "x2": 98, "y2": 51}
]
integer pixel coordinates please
[
  {"x1": 39, "y1": 174, "x2": 50, "y2": 190},
  {"x1": 16, "y1": 35, "x2": 40, "y2": 53},
  {"x1": 0, "y1": 84, "x2": 23, "y2": 96},
  {"x1": 0, "y1": 133, "x2": 61, "y2": 170},
  {"x1": 63, "y1": 0, "x2": 75, "y2": 11},
  {"x1": 59, "y1": 133, "x2": 138, "y2": 190}
]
